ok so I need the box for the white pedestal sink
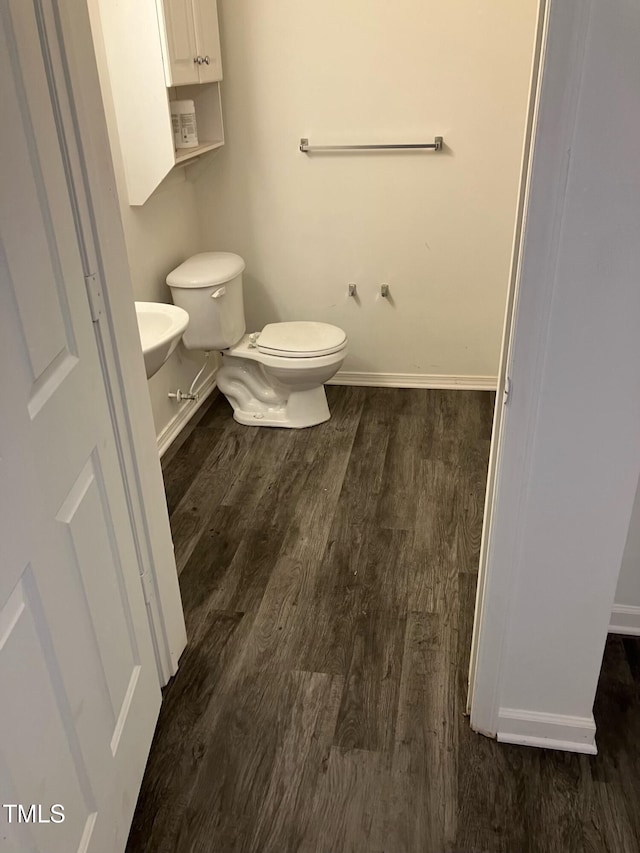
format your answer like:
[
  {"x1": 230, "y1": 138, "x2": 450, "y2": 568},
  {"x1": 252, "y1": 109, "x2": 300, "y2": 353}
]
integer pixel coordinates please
[{"x1": 134, "y1": 302, "x2": 189, "y2": 379}]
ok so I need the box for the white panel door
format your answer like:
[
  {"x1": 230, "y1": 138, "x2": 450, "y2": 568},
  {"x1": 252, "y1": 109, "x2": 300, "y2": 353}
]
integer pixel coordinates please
[
  {"x1": 193, "y1": 0, "x2": 222, "y2": 82},
  {"x1": 162, "y1": 0, "x2": 199, "y2": 85},
  {"x1": 0, "y1": 3, "x2": 161, "y2": 852}
]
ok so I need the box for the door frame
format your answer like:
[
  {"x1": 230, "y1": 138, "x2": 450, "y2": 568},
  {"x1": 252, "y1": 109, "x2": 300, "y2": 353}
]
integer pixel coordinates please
[
  {"x1": 468, "y1": 0, "x2": 595, "y2": 733},
  {"x1": 46, "y1": 0, "x2": 187, "y2": 684}
]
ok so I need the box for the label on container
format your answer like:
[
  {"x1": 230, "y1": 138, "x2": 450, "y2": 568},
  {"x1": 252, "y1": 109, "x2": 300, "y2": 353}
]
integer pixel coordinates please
[
  {"x1": 170, "y1": 99, "x2": 199, "y2": 149},
  {"x1": 181, "y1": 115, "x2": 197, "y2": 141},
  {"x1": 175, "y1": 112, "x2": 198, "y2": 149}
]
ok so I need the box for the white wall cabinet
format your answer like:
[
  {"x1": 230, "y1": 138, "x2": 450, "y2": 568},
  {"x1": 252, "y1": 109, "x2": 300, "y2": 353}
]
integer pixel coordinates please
[
  {"x1": 90, "y1": 0, "x2": 223, "y2": 207},
  {"x1": 158, "y1": 0, "x2": 222, "y2": 86}
]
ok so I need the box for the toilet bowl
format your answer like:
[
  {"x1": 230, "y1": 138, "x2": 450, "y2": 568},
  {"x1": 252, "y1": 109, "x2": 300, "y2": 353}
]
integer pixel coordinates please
[{"x1": 167, "y1": 253, "x2": 347, "y2": 428}]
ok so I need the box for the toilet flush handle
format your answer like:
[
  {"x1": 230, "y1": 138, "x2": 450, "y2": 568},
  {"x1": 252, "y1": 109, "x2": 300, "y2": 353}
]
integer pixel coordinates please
[{"x1": 211, "y1": 286, "x2": 226, "y2": 299}]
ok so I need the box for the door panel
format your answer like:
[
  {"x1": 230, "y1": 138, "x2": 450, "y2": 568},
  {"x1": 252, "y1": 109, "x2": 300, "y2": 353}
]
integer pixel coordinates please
[
  {"x1": 0, "y1": 574, "x2": 97, "y2": 853},
  {"x1": 163, "y1": 0, "x2": 199, "y2": 85},
  {"x1": 55, "y1": 453, "x2": 140, "y2": 732},
  {"x1": 0, "y1": 2, "x2": 161, "y2": 851},
  {"x1": 193, "y1": 0, "x2": 222, "y2": 82}
]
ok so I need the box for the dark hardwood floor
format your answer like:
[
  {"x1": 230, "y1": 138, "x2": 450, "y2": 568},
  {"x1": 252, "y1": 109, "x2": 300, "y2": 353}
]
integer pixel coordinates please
[{"x1": 127, "y1": 387, "x2": 640, "y2": 853}]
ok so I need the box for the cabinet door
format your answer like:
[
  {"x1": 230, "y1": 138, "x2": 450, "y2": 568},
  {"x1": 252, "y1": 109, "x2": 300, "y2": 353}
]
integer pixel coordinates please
[
  {"x1": 95, "y1": 0, "x2": 176, "y2": 203},
  {"x1": 162, "y1": 0, "x2": 199, "y2": 85},
  {"x1": 193, "y1": 0, "x2": 222, "y2": 82}
]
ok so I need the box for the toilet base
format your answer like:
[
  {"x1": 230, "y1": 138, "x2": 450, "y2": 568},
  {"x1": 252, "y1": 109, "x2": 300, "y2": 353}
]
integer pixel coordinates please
[
  {"x1": 217, "y1": 360, "x2": 331, "y2": 428},
  {"x1": 216, "y1": 347, "x2": 340, "y2": 428},
  {"x1": 229, "y1": 387, "x2": 330, "y2": 428}
]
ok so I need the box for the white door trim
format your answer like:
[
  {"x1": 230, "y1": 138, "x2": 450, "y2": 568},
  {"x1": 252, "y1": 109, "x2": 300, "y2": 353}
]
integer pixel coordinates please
[
  {"x1": 51, "y1": 0, "x2": 187, "y2": 683},
  {"x1": 468, "y1": 0, "x2": 594, "y2": 734},
  {"x1": 466, "y1": 0, "x2": 549, "y2": 727}
]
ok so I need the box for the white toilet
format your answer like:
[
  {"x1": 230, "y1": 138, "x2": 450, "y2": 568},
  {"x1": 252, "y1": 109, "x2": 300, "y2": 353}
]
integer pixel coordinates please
[{"x1": 167, "y1": 252, "x2": 347, "y2": 428}]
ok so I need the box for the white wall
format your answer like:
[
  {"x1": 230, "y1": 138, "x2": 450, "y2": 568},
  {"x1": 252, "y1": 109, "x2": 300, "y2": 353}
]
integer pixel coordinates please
[
  {"x1": 471, "y1": 0, "x2": 640, "y2": 754},
  {"x1": 195, "y1": 0, "x2": 538, "y2": 385},
  {"x1": 611, "y1": 477, "x2": 640, "y2": 634},
  {"x1": 88, "y1": 0, "x2": 217, "y2": 446}
]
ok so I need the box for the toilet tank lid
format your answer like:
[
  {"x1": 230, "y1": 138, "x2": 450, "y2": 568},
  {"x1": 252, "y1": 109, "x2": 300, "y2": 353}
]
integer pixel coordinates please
[{"x1": 166, "y1": 252, "x2": 245, "y2": 288}]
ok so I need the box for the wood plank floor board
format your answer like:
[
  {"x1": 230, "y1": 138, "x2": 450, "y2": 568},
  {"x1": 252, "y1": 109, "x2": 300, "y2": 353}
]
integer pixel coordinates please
[
  {"x1": 283, "y1": 518, "x2": 368, "y2": 677},
  {"x1": 297, "y1": 746, "x2": 384, "y2": 853},
  {"x1": 372, "y1": 610, "x2": 452, "y2": 853},
  {"x1": 161, "y1": 425, "x2": 226, "y2": 516},
  {"x1": 314, "y1": 519, "x2": 367, "y2": 595},
  {"x1": 246, "y1": 671, "x2": 345, "y2": 853},
  {"x1": 172, "y1": 670, "x2": 293, "y2": 852},
  {"x1": 432, "y1": 389, "x2": 493, "y2": 445},
  {"x1": 588, "y1": 637, "x2": 640, "y2": 852},
  {"x1": 126, "y1": 609, "x2": 245, "y2": 852},
  {"x1": 219, "y1": 423, "x2": 300, "y2": 511},
  {"x1": 238, "y1": 553, "x2": 310, "y2": 676},
  {"x1": 177, "y1": 503, "x2": 252, "y2": 638},
  {"x1": 354, "y1": 525, "x2": 413, "y2": 615},
  {"x1": 170, "y1": 667, "x2": 341, "y2": 853},
  {"x1": 170, "y1": 424, "x2": 260, "y2": 574},
  {"x1": 207, "y1": 514, "x2": 291, "y2": 615},
  {"x1": 333, "y1": 608, "x2": 407, "y2": 757},
  {"x1": 376, "y1": 412, "x2": 423, "y2": 531},
  {"x1": 127, "y1": 387, "x2": 640, "y2": 853},
  {"x1": 455, "y1": 570, "x2": 529, "y2": 853},
  {"x1": 275, "y1": 388, "x2": 364, "y2": 566},
  {"x1": 330, "y1": 399, "x2": 391, "y2": 527},
  {"x1": 293, "y1": 583, "x2": 365, "y2": 677},
  {"x1": 452, "y1": 440, "x2": 492, "y2": 574},
  {"x1": 622, "y1": 636, "x2": 640, "y2": 681},
  {"x1": 411, "y1": 457, "x2": 458, "y2": 614},
  {"x1": 522, "y1": 752, "x2": 591, "y2": 853},
  {"x1": 204, "y1": 427, "x2": 331, "y2": 616},
  {"x1": 231, "y1": 391, "x2": 366, "y2": 678}
]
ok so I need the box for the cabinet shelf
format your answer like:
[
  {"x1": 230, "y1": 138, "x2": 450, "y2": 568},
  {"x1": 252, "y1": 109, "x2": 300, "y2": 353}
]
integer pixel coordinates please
[
  {"x1": 169, "y1": 80, "x2": 224, "y2": 170},
  {"x1": 174, "y1": 139, "x2": 224, "y2": 164}
]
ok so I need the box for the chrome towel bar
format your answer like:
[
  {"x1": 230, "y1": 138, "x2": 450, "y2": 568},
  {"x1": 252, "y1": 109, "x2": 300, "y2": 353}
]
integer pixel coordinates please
[{"x1": 299, "y1": 136, "x2": 443, "y2": 153}]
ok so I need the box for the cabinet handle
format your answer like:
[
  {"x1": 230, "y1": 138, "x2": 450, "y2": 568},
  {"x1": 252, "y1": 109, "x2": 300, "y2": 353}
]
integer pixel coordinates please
[
  {"x1": 194, "y1": 55, "x2": 204, "y2": 64},
  {"x1": 203, "y1": 55, "x2": 210, "y2": 64}
]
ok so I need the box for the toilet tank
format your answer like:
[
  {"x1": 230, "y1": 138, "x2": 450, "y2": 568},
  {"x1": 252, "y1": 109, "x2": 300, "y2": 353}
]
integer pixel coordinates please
[{"x1": 166, "y1": 252, "x2": 246, "y2": 351}]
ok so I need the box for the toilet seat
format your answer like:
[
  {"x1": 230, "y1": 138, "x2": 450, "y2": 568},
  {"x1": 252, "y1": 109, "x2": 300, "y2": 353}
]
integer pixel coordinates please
[
  {"x1": 256, "y1": 321, "x2": 346, "y2": 358},
  {"x1": 226, "y1": 334, "x2": 346, "y2": 371}
]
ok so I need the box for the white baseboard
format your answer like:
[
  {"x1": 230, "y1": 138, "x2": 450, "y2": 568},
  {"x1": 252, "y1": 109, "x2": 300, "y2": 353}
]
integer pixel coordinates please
[
  {"x1": 497, "y1": 708, "x2": 597, "y2": 754},
  {"x1": 328, "y1": 371, "x2": 497, "y2": 390},
  {"x1": 157, "y1": 369, "x2": 218, "y2": 458},
  {"x1": 609, "y1": 604, "x2": 640, "y2": 636}
]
